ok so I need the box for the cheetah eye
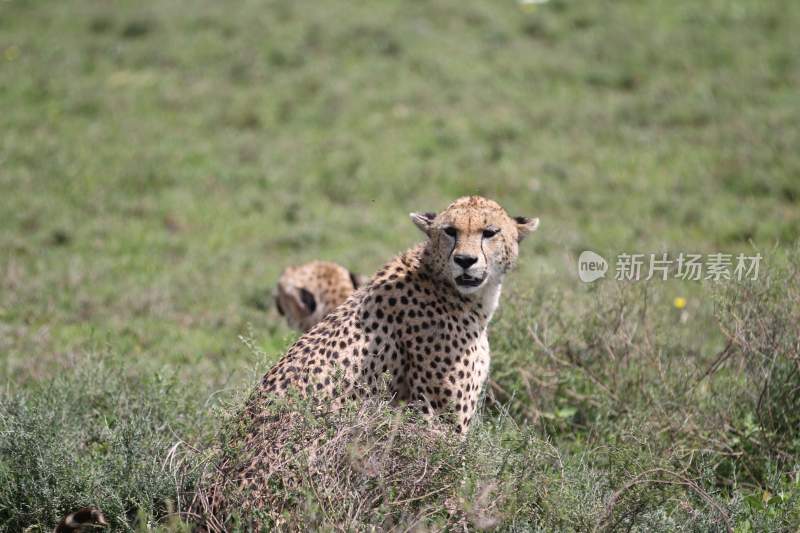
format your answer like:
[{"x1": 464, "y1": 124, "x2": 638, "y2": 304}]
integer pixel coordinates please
[
  {"x1": 482, "y1": 228, "x2": 499, "y2": 239},
  {"x1": 443, "y1": 226, "x2": 457, "y2": 238}
]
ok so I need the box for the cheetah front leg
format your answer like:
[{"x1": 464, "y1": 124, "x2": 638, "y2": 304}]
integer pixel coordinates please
[{"x1": 446, "y1": 343, "x2": 491, "y2": 434}]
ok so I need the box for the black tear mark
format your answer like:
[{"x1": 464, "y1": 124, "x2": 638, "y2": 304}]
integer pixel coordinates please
[
  {"x1": 447, "y1": 233, "x2": 457, "y2": 261},
  {"x1": 480, "y1": 233, "x2": 488, "y2": 269}
]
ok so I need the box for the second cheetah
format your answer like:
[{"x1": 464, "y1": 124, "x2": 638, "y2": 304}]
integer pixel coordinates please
[{"x1": 275, "y1": 261, "x2": 367, "y2": 332}]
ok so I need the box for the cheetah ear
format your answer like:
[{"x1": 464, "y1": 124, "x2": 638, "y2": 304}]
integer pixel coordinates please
[
  {"x1": 514, "y1": 216, "x2": 539, "y2": 242},
  {"x1": 410, "y1": 212, "x2": 436, "y2": 236},
  {"x1": 348, "y1": 270, "x2": 368, "y2": 289},
  {"x1": 298, "y1": 287, "x2": 317, "y2": 314}
]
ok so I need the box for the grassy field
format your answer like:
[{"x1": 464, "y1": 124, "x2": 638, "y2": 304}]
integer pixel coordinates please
[{"x1": 1, "y1": 0, "x2": 799, "y2": 530}]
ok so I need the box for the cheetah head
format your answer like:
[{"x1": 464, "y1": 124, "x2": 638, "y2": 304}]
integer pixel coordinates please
[{"x1": 411, "y1": 196, "x2": 539, "y2": 295}]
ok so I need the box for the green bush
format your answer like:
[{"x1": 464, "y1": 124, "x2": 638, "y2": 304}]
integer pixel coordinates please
[
  {"x1": 0, "y1": 353, "x2": 203, "y2": 531},
  {"x1": 3, "y1": 252, "x2": 797, "y2": 531}
]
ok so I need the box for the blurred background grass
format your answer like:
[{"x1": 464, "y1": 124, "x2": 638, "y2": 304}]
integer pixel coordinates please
[
  {"x1": 1, "y1": 0, "x2": 799, "y2": 530},
  {"x1": 2, "y1": 0, "x2": 799, "y2": 380}
]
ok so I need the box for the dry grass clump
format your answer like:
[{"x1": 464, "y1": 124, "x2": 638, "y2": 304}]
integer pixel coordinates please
[
  {"x1": 488, "y1": 247, "x2": 800, "y2": 530},
  {"x1": 709, "y1": 251, "x2": 800, "y2": 486},
  {"x1": 190, "y1": 394, "x2": 491, "y2": 531}
]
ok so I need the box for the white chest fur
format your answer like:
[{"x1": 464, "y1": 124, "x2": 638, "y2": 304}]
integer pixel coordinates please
[{"x1": 480, "y1": 281, "x2": 502, "y2": 321}]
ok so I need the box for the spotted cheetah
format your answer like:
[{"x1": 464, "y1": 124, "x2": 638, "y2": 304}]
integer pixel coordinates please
[
  {"x1": 275, "y1": 261, "x2": 367, "y2": 332},
  {"x1": 193, "y1": 196, "x2": 538, "y2": 527}
]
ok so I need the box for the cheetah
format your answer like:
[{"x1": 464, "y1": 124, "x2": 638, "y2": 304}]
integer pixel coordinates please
[
  {"x1": 53, "y1": 507, "x2": 107, "y2": 533},
  {"x1": 193, "y1": 196, "x2": 539, "y2": 527},
  {"x1": 275, "y1": 260, "x2": 367, "y2": 332}
]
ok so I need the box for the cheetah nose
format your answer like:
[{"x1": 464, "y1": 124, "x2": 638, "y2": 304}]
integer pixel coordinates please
[{"x1": 453, "y1": 254, "x2": 478, "y2": 269}]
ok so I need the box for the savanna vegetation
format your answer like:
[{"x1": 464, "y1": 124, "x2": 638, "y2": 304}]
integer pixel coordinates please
[{"x1": 1, "y1": 0, "x2": 798, "y2": 530}]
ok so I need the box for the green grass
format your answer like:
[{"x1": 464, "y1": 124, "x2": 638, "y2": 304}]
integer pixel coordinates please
[{"x1": 1, "y1": 0, "x2": 799, "y2": 530}]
